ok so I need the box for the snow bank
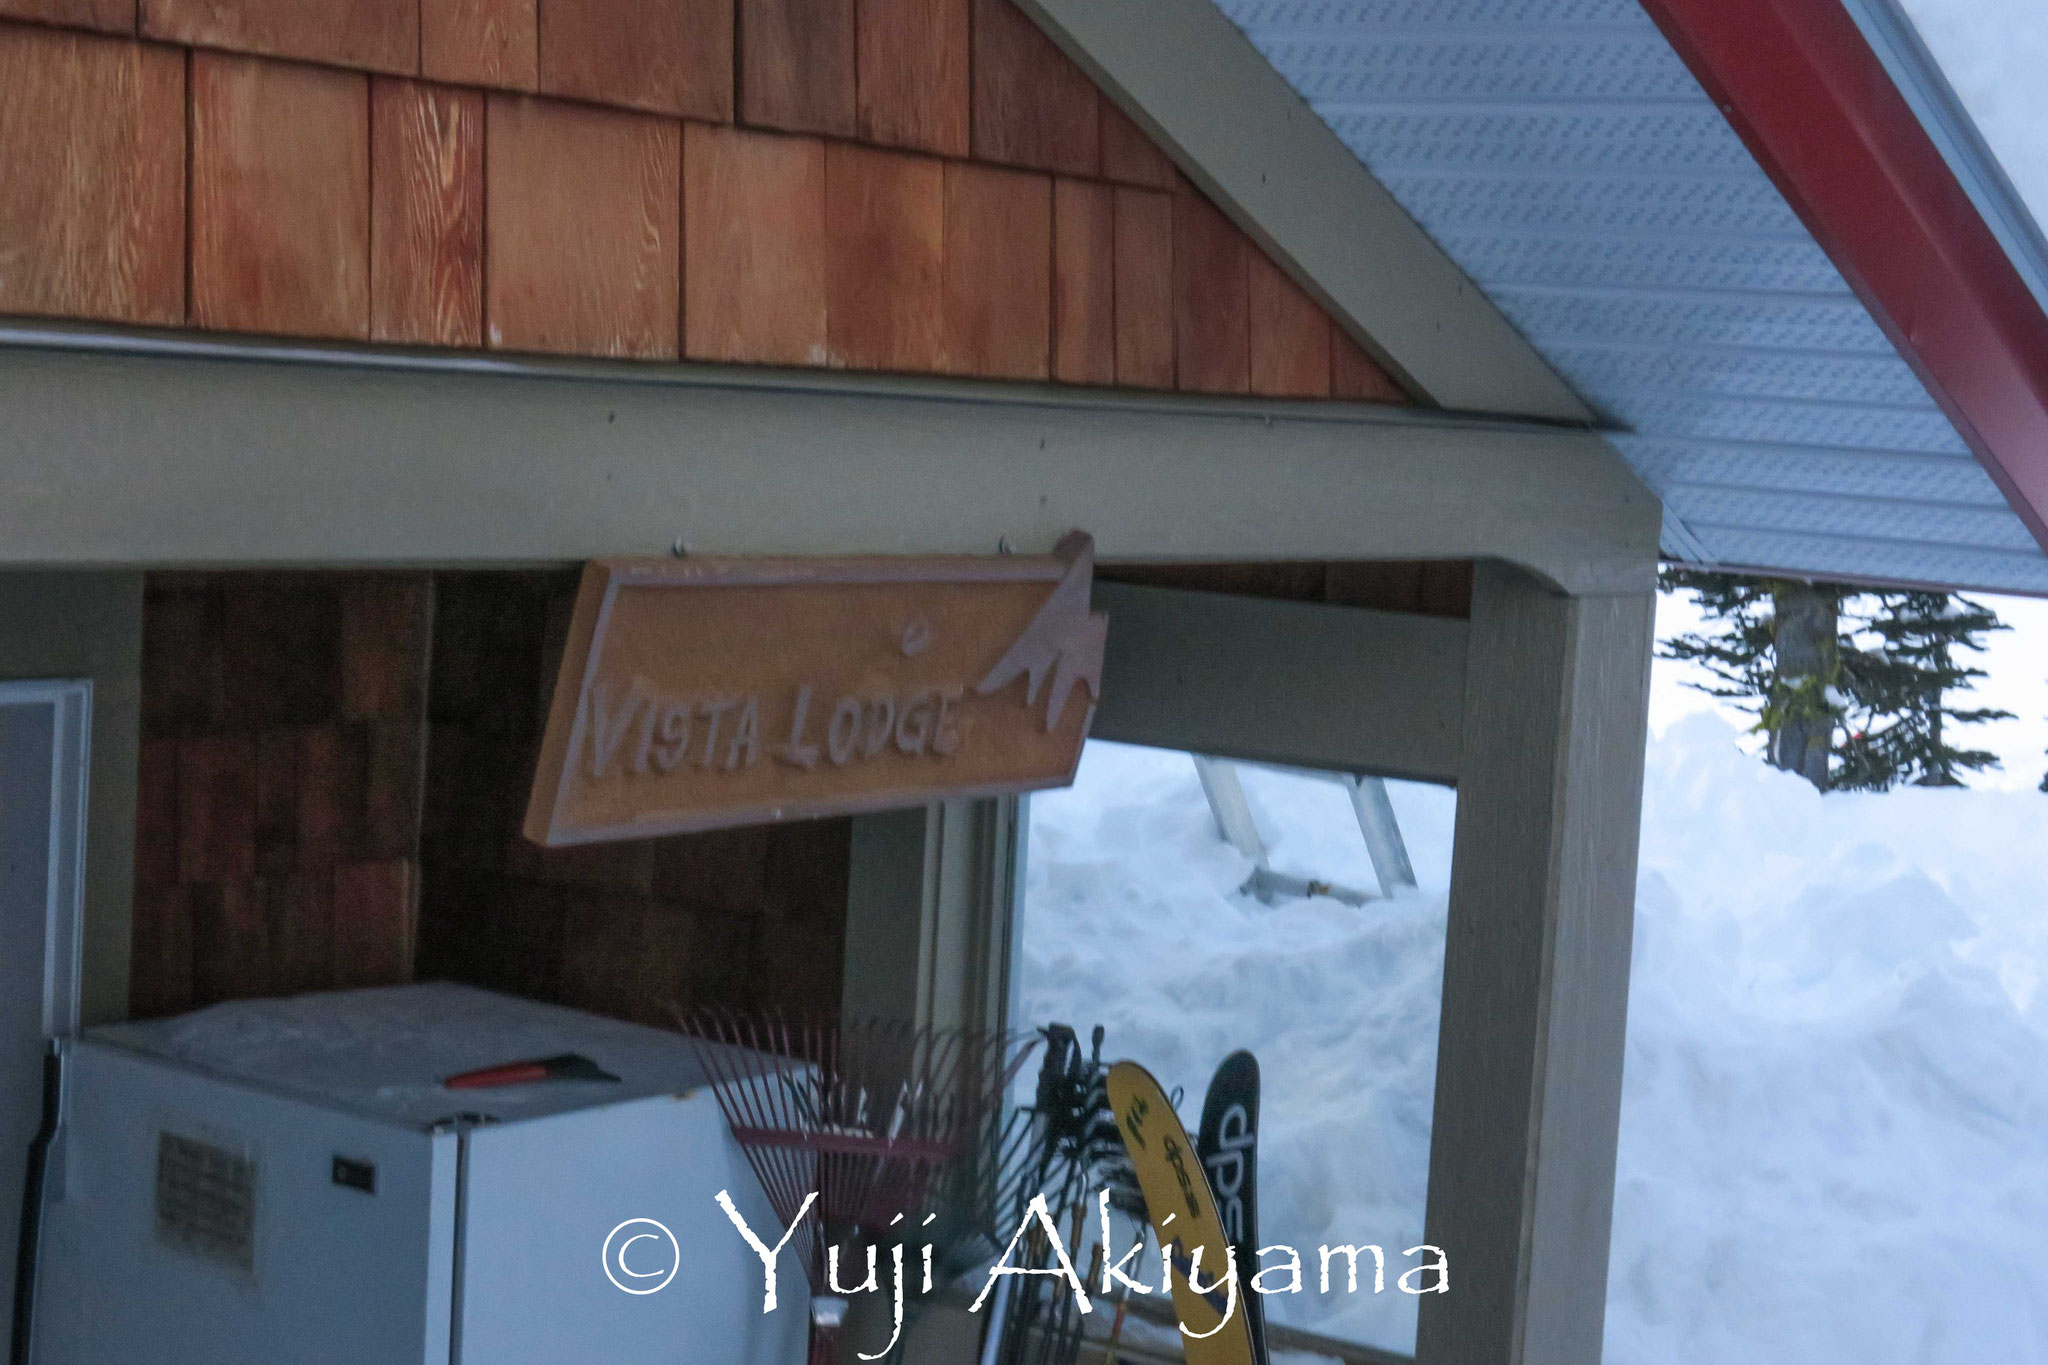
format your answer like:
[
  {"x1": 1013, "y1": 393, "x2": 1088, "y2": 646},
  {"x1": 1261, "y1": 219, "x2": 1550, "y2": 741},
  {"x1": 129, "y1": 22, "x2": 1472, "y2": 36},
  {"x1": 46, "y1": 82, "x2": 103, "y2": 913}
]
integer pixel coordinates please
[
  {"x1": 1017, "y1": 717, "x2": 2048, "y2": 1361},
  {"x1": 1017, "y1": 741, "x2": 1454, "y2": 1352},
  {"x1": 1609, "y1": 711, "x2": 2048, "y2": 1363}
]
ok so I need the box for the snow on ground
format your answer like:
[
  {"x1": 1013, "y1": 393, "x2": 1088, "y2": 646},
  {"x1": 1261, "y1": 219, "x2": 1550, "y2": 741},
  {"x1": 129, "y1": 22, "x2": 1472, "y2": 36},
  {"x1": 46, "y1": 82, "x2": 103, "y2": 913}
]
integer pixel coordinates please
[{"x1": 1017, "y1": 718, "x2": 2048, "y2": 1360}]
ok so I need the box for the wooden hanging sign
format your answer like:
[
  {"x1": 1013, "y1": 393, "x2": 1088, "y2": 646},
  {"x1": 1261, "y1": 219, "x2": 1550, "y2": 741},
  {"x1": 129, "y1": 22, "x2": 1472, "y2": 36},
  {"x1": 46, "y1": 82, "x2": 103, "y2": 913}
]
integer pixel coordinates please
[{"x1": 524, "y1": 533, "x2": 1108, "y2": 846}]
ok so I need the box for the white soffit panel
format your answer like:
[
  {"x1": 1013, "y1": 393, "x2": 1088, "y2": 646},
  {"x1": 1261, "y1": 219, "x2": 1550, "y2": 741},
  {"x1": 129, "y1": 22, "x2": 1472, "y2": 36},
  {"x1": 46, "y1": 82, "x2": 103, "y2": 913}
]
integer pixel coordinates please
[{"x1": 1215, "y1": 0, "x2": 2048, "y2": 596}]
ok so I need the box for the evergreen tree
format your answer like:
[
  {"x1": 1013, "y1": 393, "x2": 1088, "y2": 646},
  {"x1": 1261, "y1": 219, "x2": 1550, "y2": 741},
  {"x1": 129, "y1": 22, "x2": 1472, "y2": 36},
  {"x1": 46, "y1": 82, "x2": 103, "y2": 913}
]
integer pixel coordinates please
[
  {"x1": 1659, "y1": 569, "x2": 1850, "y2": 789},
  {"x1": 1659, "y1": 572, "x2": 2010, "y2": 791},
  {"x1": 1833, "y1": 592, "x2": 2010, "y2": 789}
]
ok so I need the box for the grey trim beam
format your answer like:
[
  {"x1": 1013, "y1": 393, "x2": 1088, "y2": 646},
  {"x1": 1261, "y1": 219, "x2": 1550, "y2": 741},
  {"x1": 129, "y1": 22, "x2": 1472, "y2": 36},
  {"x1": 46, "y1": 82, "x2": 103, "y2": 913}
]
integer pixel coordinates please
[
  {"x1": 1420, "y1": 563, "x2": 1654, "y2": 1365},
  {"x1": 0, "y1": 345, "x2": 1660, "y2": 595},
  {"x1": 1090, "y1": 583, "x2": 1468, "y2": 785},
  {"x1": 1014, "y1": 0, "x2": 1593, "y2": 424}
]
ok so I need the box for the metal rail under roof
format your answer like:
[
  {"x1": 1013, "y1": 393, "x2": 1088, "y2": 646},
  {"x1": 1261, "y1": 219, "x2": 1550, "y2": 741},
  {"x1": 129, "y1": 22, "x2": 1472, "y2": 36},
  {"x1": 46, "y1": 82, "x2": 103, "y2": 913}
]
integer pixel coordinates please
[{"x1": 1217, "y1": 0, "x2": 2048, "y2": 597}]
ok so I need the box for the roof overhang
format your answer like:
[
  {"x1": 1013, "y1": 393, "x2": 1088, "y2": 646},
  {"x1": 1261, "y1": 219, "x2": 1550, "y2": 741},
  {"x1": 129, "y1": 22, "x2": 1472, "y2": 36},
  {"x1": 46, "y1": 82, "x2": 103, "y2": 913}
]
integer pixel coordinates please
[
  {"x1": 1637, "y1": 0, "x2": 2048, "y2": 558},
  {"x1": 1028, "y1": 0, "x2": 2048, "y2": 596},
  {"x1": 1014, "y1": 0, "x2": 1594, "y2": 424}
]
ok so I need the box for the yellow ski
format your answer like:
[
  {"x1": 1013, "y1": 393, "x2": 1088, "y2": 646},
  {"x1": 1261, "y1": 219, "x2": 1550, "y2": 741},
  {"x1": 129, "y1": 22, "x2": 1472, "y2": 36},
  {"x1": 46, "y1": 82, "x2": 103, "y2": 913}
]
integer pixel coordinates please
[{"x1": 1104, "y1": 1061, "x2": 1259, "y2": 1365}]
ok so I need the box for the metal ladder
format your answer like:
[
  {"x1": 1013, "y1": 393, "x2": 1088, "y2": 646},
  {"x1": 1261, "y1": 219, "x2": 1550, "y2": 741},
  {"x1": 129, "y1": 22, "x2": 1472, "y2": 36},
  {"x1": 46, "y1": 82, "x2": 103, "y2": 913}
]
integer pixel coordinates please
[{"x1": 1191, "y1": 755, "x2": 1417, "y2": 906}]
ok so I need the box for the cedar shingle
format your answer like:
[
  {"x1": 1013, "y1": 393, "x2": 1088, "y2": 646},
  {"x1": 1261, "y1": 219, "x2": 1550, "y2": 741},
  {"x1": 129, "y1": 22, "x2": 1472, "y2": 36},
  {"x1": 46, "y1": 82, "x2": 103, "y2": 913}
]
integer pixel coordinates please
[
  {"x1": 178, "y1": 735, "x2": 257, "y2": 884},
  {"x1": 129, "y1": 884, "x2": 194, "y2": 1018},
  {"x1": 334, "y1": 860, "x2": 415, "y2": 987},
  {"x1": 485, "y1": 95, "x2": 681, "y2": 359},
  {"x1": 1249, "y1": 252, "x2": 1332, "y2": 398},
  {"x1": 190, "y1": 53, "x2": 370, "y2": 340},
  {"x1": 539, "y1": 0, "x2": 732, "y2": 120},
  {"x1": 942, "y1": 161, "x2": 1052, "y2": 380},
  {"x1": 1100, "y1": 99, "x2": 1176, "y2": 189},
  {"x1": 1173, "y1": 185, "x2": 1250, "y2": 394},
  {"x1": 372, "y1": 80, "x2": 484, "y2": 348},
  {"x1": 1331, "y1": 321, "x2": 1409, "y2": 404},
  {"x1": 1112, "y1": 186, "x2": 1173, "y2": 389},
  {"x1": 0, "y1": 26, "x2": 182, "y2": 325},
  {"x1": 740, "y1": 0, "x2": 856, "y2": 136},
  {"x1": 825, "y1": 142, "x2": 943, "y2": 372},
  {"x1": 856, "y1": 0, "x2": 967, "y2": 156},
  {"x1": 1053, "y1": 178, "x2": 1113, "y2": 386},
  {"x1": 143, "y1": 0, "x2": 416, "y2": 74},
  {"x1": 341, "y1": 574, "x2": 432, "y2": 718},
  {"x1": 0, "y1": 0, "x2": 135, "y2": 30},
  {"x1": 421, "y1": 0, "x2": 536, "y2": 90},
  {"x1": 683, "y1": 124, "x2": 828, "y2": 366},
  {"x1": 969, "y1": 0, "x2": 1097, "y2": 175}
]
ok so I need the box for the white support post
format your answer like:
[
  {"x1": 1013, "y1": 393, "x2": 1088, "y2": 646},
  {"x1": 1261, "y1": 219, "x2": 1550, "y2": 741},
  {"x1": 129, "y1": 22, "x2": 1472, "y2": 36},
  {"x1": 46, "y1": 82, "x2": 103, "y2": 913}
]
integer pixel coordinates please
[{"x1": 1417, "y1": 562, "x2": 1655, "y2": 1365}]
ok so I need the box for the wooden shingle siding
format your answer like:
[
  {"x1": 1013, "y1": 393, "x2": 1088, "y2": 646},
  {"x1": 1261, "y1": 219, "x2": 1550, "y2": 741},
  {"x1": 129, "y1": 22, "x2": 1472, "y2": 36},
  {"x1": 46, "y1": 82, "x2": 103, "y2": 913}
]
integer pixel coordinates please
[
  {"x1": 254, "y1": 729, "x2": 298, "y2": 876},
  {"x1": 0, "y1": 0, "x2": 134, "y2": 32},
  {"x1": 191, "y1": 880, "x2": 268, "y2": 1002},
  {"x1": 143, "y1": 0, "x2": 416, "y2": 74},
  {"x1": 855, "y1": 0, "x2": 967, "y2": 157},
  {"x1": 2, "y1": 0, "x2": 1415, "y2": 413},
  {"x1": 969, "y1": 0, "x2": 1097, "y2": 176},
  {"x1": 371, "y1": 78, "x2": 484, "y2": 347},
  {"x1": 942, "y1": 161, "x2": 1052, "y2": 380},
  {"x1": 417, "y1": 570, "x2": 855, "y2": 1026},
  {"x1": 178, "y1": 735, "x2": 257, "y2": 884},
  {"x1": 684, "y1": 122, "x2": 829, "y2": 366},
  {"x1": 340, "y1": 572, "x2": 433, "y2": 719},
  {"x1": 129, "y1": 884, "x2": 194, "y2": 1018},
  {"x1": 739, "y1": 0, "x2": 855, "y2": 137},
  {"x1": 537, "y1": 0, "x2": 731, "y2": 120},
  {"x1": 1100, "y1": 99, "x2": 1176, "y2": 190},
  {"x1": 265, "y1": 872, "x2": 335, "y2": 994},
  {"x1": 1249, "y1": 251, "x2": 1331, "y2": 398},
  {"x1": 826, "y1": 141, "x2": 944, "y2": 372},
  {"x1": 1332, "y1": 322, "x2": 1409, "y2": 404},
  {"x1": 131, "y1": 573, "x2": 433, "y2": 1017},
  {"x1": 421, "y1": 0, "x2": 535, "y2": 90},
  {"x1": 484, "y1": 95, "x2": 681, "y2": 359},
  {"x1": 190, "y1": 52, "x2": 370, "y2": 339},
  {"x1": 1053, "y1": 177, "x2": 1114, "y2": 386},
  {"x1": 0, "y1": 26, "x2": 182, "y2": 325},
  {"x1": 333, "y1": 859, "x2": 414, "y2": 987},
  {"x1": 1112, "y1": 185, "x2": 1174, "y2": 389},
  {"x1": 1173, "y1": 182, "x2": 1251, "y2": 394}
]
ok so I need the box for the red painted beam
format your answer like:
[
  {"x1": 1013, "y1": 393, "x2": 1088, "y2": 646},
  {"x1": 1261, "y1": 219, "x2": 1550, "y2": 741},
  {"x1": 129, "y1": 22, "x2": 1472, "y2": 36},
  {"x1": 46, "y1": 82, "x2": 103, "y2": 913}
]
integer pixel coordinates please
[{"x1": 1636, "y1": 0, "x2": 2048, "y2": 558}]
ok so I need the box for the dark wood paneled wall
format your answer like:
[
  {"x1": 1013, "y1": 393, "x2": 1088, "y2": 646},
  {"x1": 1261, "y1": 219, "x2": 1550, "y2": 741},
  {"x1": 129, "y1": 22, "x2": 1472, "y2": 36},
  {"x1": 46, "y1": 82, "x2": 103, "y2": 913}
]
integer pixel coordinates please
[
  {"x1": 128, "y1": 572, "x2": 430, "y2": 1017},
  {"x1": 0, "y1": 0, "x2": 1408, "y2": 402},
  {"x1": 128, "y1": 569, "x2": 853, "y2": 1024},
  {"x1": 416, "y1": 572, "x2": 851, "y2": 1025}
]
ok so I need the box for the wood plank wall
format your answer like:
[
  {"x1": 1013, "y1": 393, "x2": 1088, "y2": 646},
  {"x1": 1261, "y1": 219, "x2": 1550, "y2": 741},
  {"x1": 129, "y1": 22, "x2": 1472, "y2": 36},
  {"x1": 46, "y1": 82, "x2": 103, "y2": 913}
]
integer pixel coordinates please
[{"x1": 0, "y1": 0, "x2": 1408, "y2": 400}]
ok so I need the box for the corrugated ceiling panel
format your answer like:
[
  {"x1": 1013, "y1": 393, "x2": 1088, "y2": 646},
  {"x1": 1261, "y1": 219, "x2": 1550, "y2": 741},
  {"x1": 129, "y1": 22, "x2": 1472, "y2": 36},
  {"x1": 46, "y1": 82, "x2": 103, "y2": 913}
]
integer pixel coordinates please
[{"x1": 1218, "y1": 0, "x2": 2048, "y2": 594}]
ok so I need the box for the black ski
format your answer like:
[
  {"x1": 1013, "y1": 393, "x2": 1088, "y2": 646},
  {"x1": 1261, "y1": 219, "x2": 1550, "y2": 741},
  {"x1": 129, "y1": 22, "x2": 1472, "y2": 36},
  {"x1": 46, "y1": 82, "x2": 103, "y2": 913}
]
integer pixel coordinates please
[{"x1": 1196, "y1": 1051, "x2": 1266, "y2": 1365}]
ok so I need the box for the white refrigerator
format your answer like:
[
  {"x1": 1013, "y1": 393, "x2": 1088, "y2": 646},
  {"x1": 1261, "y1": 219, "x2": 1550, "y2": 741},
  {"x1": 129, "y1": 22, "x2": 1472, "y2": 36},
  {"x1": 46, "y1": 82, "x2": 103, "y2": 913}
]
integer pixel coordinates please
[{"x1": 20, "y1": 983, "x2": 809, "y2": 1365}]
